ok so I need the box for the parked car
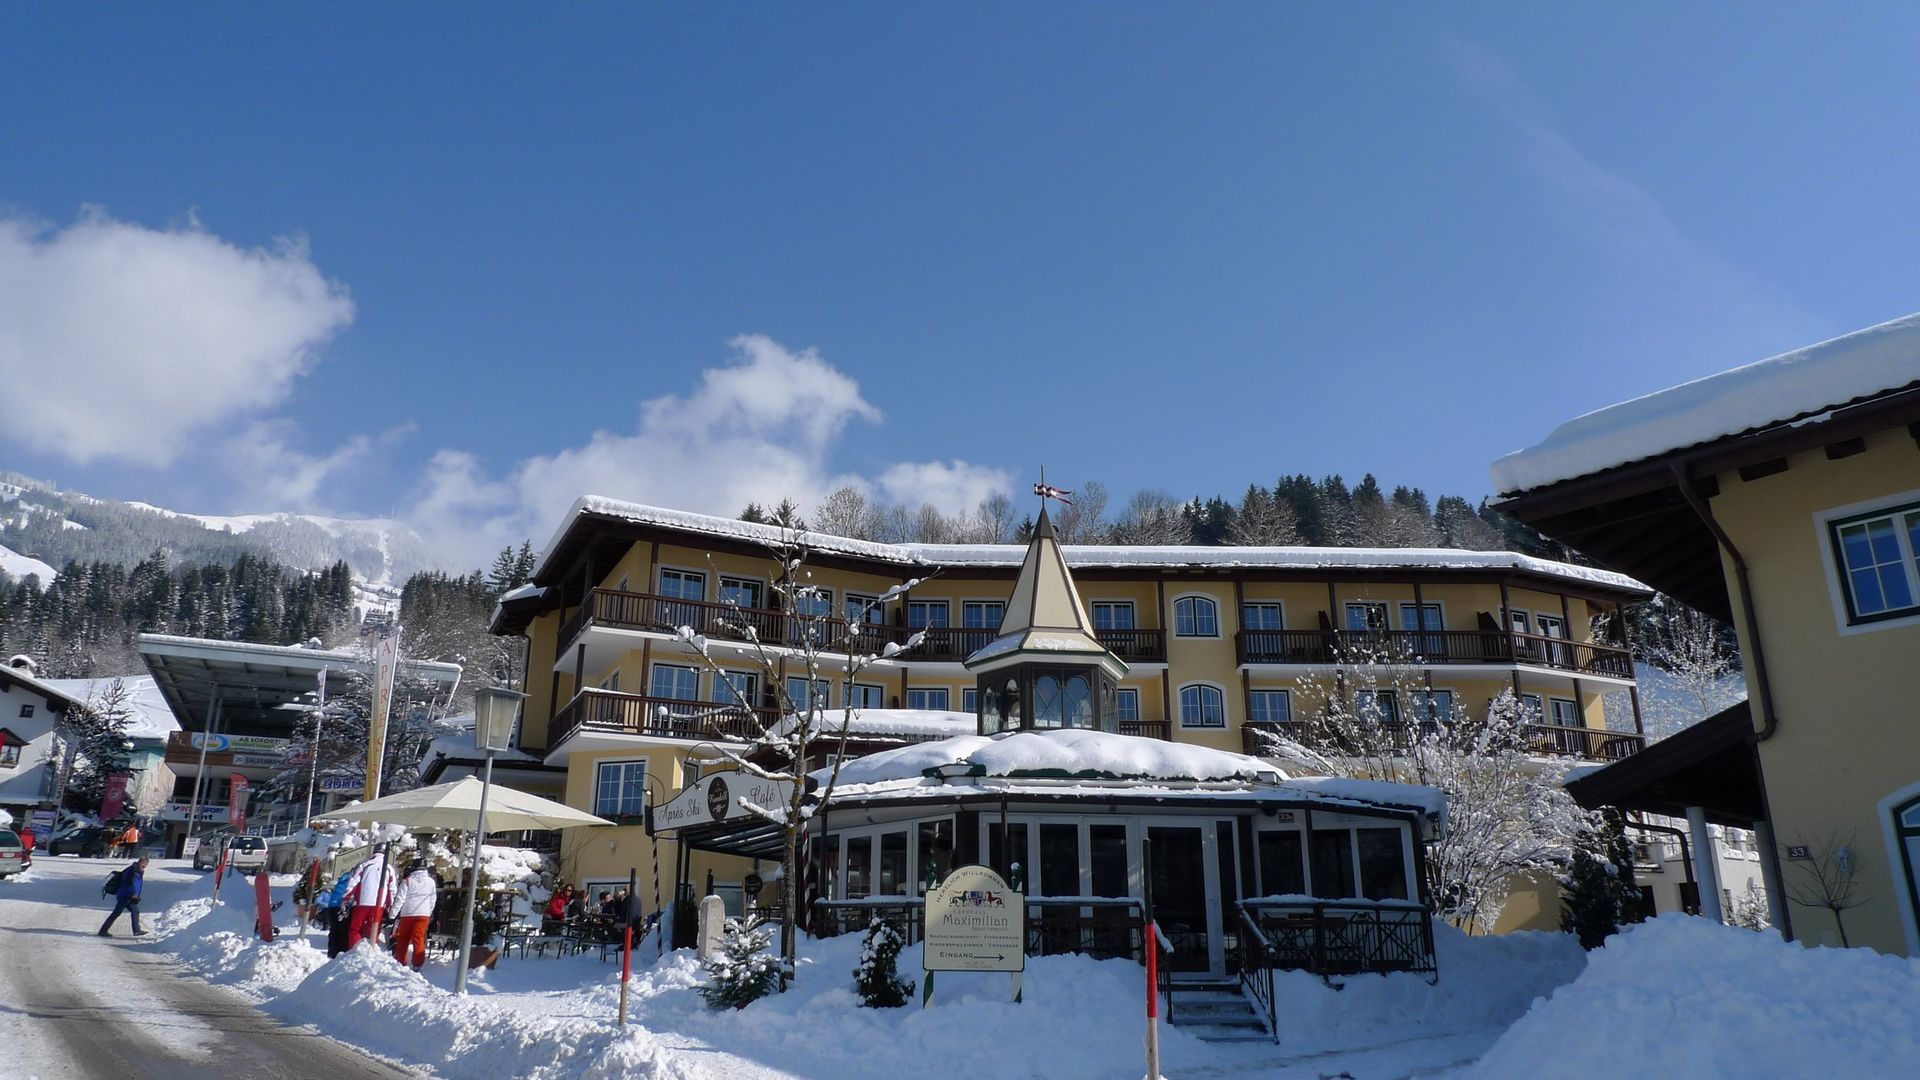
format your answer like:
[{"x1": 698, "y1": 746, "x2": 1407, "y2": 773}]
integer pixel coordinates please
[
  {"x1": 0, "y1": 830, "x2": 25, "y2": 877},
  {"x1": 226, "y1": 835, "x2": 269, "y2": 874},
  {"x1": 47, "y1": 825, "x2": 110, "y2": 858}
]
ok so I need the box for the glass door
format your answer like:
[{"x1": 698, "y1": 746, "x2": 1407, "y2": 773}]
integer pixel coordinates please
[{"x1": 1146, "y1": 824, "x2": 1223, "y2": 976}]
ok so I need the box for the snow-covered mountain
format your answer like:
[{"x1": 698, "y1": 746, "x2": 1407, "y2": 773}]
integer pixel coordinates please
[{"x1": 0, "y1": 475, "x2": 448, "y2": 618}]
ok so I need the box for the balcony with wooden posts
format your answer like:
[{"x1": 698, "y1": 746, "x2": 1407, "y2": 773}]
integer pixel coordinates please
[
  {"x1": 549, "y1": 687, "x2": 777, "y2": 749},
  {"x1": 1233, "y1": 628, "x2": 1634, "y2": 679},
  {"x1": 557, "y1": 587, "x2": 1167, "y2": 665},
  {"x1": 1240, "y1": 718, "x2": 1646, "y2": 762}
]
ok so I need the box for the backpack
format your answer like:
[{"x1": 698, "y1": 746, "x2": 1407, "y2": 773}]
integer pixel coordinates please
[{"x1": 103, "y1": 868, "x2": 125, "y2": 897}]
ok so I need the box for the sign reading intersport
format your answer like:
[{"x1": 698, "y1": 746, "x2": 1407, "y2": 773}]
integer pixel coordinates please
[{"x1": 923, "y1": 865, "x2": 1025, "y2": 973}]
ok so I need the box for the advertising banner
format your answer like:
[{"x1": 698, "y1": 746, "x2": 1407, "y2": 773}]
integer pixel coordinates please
[
  {"x1": 652, "y1": 770, "x2": 794, "y2": 831},
  {"x1": 228, "y1": 773, "x2": 250, "y2": 834},
  {"x1": 364, "y1": 634, "x2": 401, "y2": 802},
  {"x1": 100, "y1": 773, "x2": 129, "y2": 821}
]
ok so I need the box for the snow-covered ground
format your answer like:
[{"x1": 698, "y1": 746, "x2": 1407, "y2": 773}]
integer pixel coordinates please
[{"x1": 12, "y1": 857, "x2": 1916, "y2": 1078}]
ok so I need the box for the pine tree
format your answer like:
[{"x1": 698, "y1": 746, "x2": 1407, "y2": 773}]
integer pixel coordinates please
[
  {"x1": 853, "y1": 917, "x2": 915, "y2": 1007},
  {"x1": 1560, "y1": 812, "x2": 1645, "y2": 949},
  {"x1": 700, "y1": 914, "x2": 786, "y2": 1010}
]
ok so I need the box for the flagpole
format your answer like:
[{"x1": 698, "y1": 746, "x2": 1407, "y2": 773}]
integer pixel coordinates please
[{"x1": 304, "y1": 669, "x2": 327, "y2": 829}]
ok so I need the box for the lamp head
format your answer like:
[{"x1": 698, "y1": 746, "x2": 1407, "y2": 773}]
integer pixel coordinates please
[{"x1": 471, "y1": 686, "x2": 526, "y2": 754}]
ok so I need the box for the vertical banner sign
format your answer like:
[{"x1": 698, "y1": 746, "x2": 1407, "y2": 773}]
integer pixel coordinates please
[
  {"x1": 100, "y1": 773, "x2": 129, "y2": 821},
  {"x1": 254, "y1": 870, "x2": 277, "y2": 942},
  {"x1": 363, "y1": 633, "x2": 401, "y2": 803},
  {"x1": 229, "y1": 773, "x2": 250, "y2": 834}
]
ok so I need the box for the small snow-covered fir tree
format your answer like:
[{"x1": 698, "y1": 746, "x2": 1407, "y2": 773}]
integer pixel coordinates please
[
  {"x1": 701, "y1": 915, "x2": 786, "y2": 1010},
  {"x1": 853, "y1": 917, "x2": 914, "y2": 1008},
  {"x1": 1560, "y1": 813, "x2": 1644, "y2": 949}
]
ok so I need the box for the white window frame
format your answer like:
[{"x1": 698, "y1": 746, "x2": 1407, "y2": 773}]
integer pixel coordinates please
[
  {"x1": 1408, "y1": 687, "x2": 1455, "y2": 725},
  {"x1": 1398, "y1": 602, "x2": 1444, "y2": 631},
  {"x1": 1241, "y1": 601, "x2": 1284, "y2": 632},
  {"x1": 1817, "y1": 488, "x2": 1920, "y2": 635},
  {"x1": 656, "y1": 566, "x2": 708, "y2": 600},
  {"x1": 713, "y1": 669, "x2": 758, "y2": 705},
  {"x1": 961, "y1": 599, "x2": 1006, "y2": 630},
  {"x1": 649, "y1": 663, "x2": 700, "y2": 701},
  {"x1": 961, "y1": 687, "x2": 979, "y2": 714},
  {"x1": 1177, "y1": 682, "x2": 1227, "y2": 728},
  {"x1": 849, "y1": 683, "x2": 886, "y2": 709},
  {"x1": 1354, "y1": 688, "x2": 1401, "y2": 725},
  {"x1": 906, "y1": 600, "x2": 950, "y2": 629},
  {"x1": 845, "y1": 592, "x2": 884, "y2": 625},
  {"x1": 1345, "y1": 601, "x2": 1389, "y2": 631},
  {"x1": 785, "y1": 676, "x2": 830, "y2": 711},
  {"x1": 1113, "y1": 687, "x2": 1140, "y2": 723},
  {"x1": 1548, "y1": 697, "x2": 1580, "y2": 728},
  {"x1": 717, "y1": 574, "x2": 766, "y2": 611},
  {"x1": 1172, "y1": 595, "x2": 1220, "y2": 638},
  {"x1": 1091, "y1": 600, "x2": 1137, "y2": 631},
  {"x1": 593, "y1": 759, "x2": 648, "y2": 819},
  {"x1": 1247, "y1": 688, "x2": 1292, "y2": 724},
  {"x1": 905, "y1": 687, "x2": 950, "y2": 711}
]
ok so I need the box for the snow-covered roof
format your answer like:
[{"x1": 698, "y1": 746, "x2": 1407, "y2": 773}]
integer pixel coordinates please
[
  {"x1": 497, "y1": 583, "x2": 545, "y2": 604},
  {"x1": 788, "y1": 708, "x2": 977, "y2": 740},
  {"x1": 543, "y1": 496, "x2": 1649, "y2": 593},
  {"x1": 1492, "y1": 311, "x2": 1920, "y2": 495},
  {"x1": 821, "y1": 728, "x2": 1279, "y2": 786},
  {"x1": 39, "y1": 675, "x2": 179, "y2": 739},
  {"x1": 812, "y1": 730, "x2": 1445, "y2": 823}
]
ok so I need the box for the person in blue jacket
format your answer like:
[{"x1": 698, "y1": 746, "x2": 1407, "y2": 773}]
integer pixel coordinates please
[
  {"x1": 321, "y1": 867, "x2": 357, "y2": 958},
  {"x1": 99, "y1": 857, "x2": 148, "y2": 937}
]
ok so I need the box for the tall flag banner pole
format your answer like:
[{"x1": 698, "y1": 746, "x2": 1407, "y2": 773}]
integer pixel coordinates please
[
  {"x1": 304, "y1": 668, "x2": 327, "y2": 828},
  {"x1": 363, "y1": 632, "x2": 401, "y2": 805}
]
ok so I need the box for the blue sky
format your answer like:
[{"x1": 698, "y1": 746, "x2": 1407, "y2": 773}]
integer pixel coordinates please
[{"x1": 4, "y1": 4, "x2": 1919, "y2": 565}]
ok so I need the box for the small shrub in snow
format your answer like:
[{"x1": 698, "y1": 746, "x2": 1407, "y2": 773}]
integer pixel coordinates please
[
  {"x1": 1729, "y1": 882, "x2": 1770, "y2": 931},
  {"x1": 853, "y1": 917, "x2": 914, "y2": 1008},
  {"x1": 700, "y1": 914, "x2": 787, "y2": 1009}
]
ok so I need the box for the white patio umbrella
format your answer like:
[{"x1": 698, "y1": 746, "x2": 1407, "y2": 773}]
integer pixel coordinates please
[{"x1": 312, "y1": 776, "x2": 613, "y2": 832}]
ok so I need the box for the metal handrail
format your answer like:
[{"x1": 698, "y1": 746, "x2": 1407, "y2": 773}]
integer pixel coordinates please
[{"x1": 1235, "y1": 904, "x2": 1279, "y2": 1042}]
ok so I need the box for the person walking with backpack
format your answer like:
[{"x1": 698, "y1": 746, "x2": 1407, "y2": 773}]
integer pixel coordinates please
[
  {"x1": 98, "y1": 857, "x2": 148, "y2": 937},
  {"x1": 390, "y1": 861, "x2": 438, "y2": 972},
  {"x1": 321, "y1": 868, "x2": 357, "y2": 958},
  {"x1": 344, "y1": 850, "x2": 396, "y2": 951}
]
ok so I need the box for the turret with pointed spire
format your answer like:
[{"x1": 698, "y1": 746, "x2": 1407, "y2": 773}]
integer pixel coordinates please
[{"x1": 964, "y1": 506, "x2": 1129, "y2": 735}]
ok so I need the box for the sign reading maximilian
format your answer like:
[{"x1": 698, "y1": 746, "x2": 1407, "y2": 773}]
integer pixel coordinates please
[
  {"x1": 652, "y1": 769, "x2": 795, "y2": 830},
  {"x1": 924, "y1": 865, "x2": 1025, "y2": 973}
]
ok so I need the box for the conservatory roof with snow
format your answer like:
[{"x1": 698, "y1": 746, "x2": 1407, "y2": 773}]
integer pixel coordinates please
[{"x1": 676, "y1": 729, "x2": 1446, "y2": 860}]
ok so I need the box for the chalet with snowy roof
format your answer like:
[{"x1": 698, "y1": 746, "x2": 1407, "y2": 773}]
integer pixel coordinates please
[
  {"x1": 1494, "y1": 310, "x2": 1920, "y2": 957},
  {"x1": 0, "y1": 655, "x2": 87, "y2": 810},
  {"x1": 490, "y1": 494, "x2": 1651, "y2": 931}
]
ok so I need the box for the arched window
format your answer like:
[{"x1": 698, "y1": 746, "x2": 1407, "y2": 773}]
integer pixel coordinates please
[
  {"x1": 1178, "y1": 684, "x2": 1226, "y2": 728},
  {"x1": 1173, "y1": 595, "x2": 1219, "y2": 637},
  {"x1": 1896, "y1": 793, "x2": 1920, "y2": 947},
  {"x1": 1033, "y1": 673, "x2": 1061, "y2": 727},
  {"x1": 1063, "y1": 674, "x2": 1092, "y2": 728}
]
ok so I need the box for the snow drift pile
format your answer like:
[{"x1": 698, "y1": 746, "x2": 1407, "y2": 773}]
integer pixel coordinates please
[{"x1": 1477, "y1": 915, "x2": 1920, "y2": 1077}]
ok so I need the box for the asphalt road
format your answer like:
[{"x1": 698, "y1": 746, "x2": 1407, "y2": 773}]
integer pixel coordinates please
[{"x1": 0, "y1": 858, "x2": 420, "y2": 1080}]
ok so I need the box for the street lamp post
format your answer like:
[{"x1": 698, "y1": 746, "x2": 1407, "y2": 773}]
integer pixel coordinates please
[{"x1": 454, "y1": 686, "x2": 524, "y2": 995}]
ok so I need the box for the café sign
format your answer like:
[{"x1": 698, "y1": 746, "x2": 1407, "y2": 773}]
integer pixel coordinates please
[{"x1": 652, "y1": 770, "x2": 794, "y2": 831}]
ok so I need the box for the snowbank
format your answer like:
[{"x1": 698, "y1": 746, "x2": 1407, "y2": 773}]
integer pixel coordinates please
[{"x1": 1477, "y1": 915, "x2": 1920, "y2": 1077}]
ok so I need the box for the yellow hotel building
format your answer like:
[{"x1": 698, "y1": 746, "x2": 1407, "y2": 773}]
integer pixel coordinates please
[{"x1": 491, "y1": 497, "x2": 1652, "y2": 928}]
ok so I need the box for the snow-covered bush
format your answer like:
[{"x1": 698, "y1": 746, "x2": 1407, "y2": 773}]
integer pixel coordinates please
[
  {"x1": 700, "y1": 914, "x2": 786, "y2": 1010},
  {"x1": 1559, "y1": 818, "x2": 1644, "y2": 950},
  {"x1": 853, "y1": 917, "x2": 914, "y2": 1007}
]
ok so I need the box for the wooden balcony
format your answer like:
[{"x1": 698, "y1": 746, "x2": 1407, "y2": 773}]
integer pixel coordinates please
[
  {"x1": 1116, "y1": 719, "x2": 1172, "y2": 741},
  {"x1": 559, "y1": 587, "x2": 1167, "y2": 664},
  {"x1": 1241, "y1": 719, "x2": 1645, "y2": 761},
  {"x1": 549, "y1": 687, "x2": 776, "y2": 748},
  {"x1": 1233, "y1": 628, "x2": 1633, "y2": 679}
]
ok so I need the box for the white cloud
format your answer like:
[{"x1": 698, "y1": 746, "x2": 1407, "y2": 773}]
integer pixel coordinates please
[
  {"x1": 218, "y1": 419, "x2": 413, "y2": 513},
  {"x1": 876, "y1": 459, "x2": 1013, "y2": 516},
  {"x1": 408, "y1": 336, "x2": 1010, "y2": 568},
  {"x1": 0, "y1": 208, "x2": 354, "y2": 466}
]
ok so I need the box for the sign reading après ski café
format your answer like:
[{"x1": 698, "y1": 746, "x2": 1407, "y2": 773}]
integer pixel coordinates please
[
  {"x1": 652, "y1": 770, "x2": 795, "y2": 830},
  {"x1": 924, "y1": 865, "x2": 1025, "y2": 973}
]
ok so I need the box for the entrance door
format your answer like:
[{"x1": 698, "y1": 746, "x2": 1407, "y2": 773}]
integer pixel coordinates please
[{"x1": 1146, "y1": 825, "x2": 1222, "y2": 977}]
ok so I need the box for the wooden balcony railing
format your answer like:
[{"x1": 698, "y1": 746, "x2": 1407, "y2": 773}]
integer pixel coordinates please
[
  {"x1": 1233, "y1": 628, "x2": 1633, "y2": 679},
  {"x1": 560, "y1": 587, "x2": 1167, "y2": 663},
  {"x1": 1117, "y1": 719, "x2": 1172, "y2": 741},
  {"x1": 1240, "y1": 719, "x2": 1645, "y2": 761},
  {"x1": 549, "y1": 688, "x2": 776, "y2": 748}
]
